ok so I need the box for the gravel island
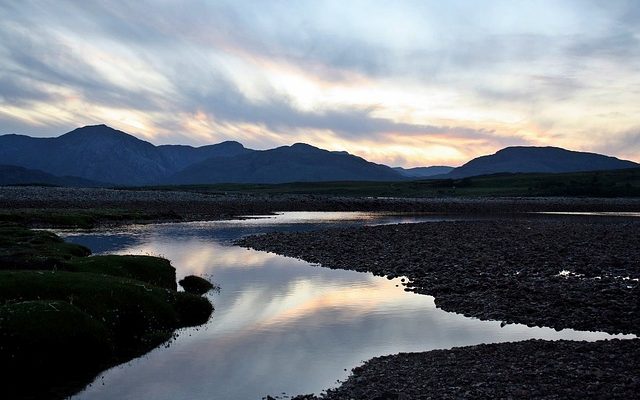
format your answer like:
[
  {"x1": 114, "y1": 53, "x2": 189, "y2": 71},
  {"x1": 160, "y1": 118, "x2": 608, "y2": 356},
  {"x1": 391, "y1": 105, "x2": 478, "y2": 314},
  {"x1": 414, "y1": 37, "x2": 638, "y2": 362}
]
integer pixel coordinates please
[
  {"x1": 293, "y1": 339, "x2": 640, "y2": 400},
  {"x1": 239, "y1": 217, "x2": 640, "y2": 398},
  {"x1": 239, "y1": 218, "x2": 640, "y2": 335}
]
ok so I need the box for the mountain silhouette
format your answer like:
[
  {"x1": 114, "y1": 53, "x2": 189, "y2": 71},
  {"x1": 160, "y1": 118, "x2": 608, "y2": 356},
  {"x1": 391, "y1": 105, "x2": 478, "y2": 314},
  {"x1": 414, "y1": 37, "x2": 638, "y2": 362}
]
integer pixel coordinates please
[
  {"x1": 394, "y1": 166, "x2": 454, "y2": 178},
  {"x1": 170, "y1": 143, "x2": 401, "y2": 184},
  {"x1": 1, "y1": 126, "x2": 638, "y2": 186},
  {"x1": 442, "y1": 146, "x2": 638, "y2": 179},
  {"x1": 0, "y1": 125, "x2": 253, "y2": 185},
  {"x1": 157, "y1": 141, "x2": 251, "y2": 171},
  {"x1": 0, "y1": 125, "x2": 403, "y2": 185},
  {"x1": 0, "y1": 165, "x2": 104, "y2": 187}
]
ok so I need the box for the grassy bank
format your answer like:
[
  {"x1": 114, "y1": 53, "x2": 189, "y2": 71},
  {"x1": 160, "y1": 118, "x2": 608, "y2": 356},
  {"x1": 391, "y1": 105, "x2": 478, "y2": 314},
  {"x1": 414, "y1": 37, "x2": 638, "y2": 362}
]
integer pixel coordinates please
[
  {"x1": 0, "y1": 208, "x2": 181, "y2": 228},
  {"x1": 0, "y1": 224, "x2": 213, "y2": 399},
  {"x1": 138, "y1": 167, "x2": 640, "y2": 197}
]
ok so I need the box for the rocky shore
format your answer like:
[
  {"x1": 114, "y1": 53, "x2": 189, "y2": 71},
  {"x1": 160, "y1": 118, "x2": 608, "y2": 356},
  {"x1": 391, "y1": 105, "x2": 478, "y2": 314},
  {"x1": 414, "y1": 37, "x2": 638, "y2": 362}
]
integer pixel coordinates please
[
  {"x1": 239, "y1": 218, "x2": 640, "y2": 335},
  {"x1": 293, "y1": 339, "x2": 640, "y2": 399},
  {"x1": 4, "y1": 186, "x2": 640, "y2": 398},
  {"x1": 2, "y1": 186, "x2": 640, "y2": 226},
  {"x1": 239, "y1": 217, "x2": 640, "y2": 398}
]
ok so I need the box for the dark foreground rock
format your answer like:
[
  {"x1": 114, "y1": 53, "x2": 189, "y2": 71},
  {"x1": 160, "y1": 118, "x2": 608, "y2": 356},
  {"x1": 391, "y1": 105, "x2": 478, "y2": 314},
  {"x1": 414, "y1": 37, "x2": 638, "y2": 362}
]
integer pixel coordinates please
[
  {"x1": 294, "y1": 339, "x2": 640, "y2": 399},
  {"x1": 239, "y1": 219, "x2": 640, "y2": 335},
  {"x1": 179, "y1": 275, "x2": 215, "y2": 295}
]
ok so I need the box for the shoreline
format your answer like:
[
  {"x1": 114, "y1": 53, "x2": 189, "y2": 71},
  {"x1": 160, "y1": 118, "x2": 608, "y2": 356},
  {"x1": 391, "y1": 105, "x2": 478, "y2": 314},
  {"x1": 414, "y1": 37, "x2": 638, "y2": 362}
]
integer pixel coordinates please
[
  {"x1": 3, "y1": 186, "x2": 640, "y2": 398},
  {"x1": 238, "y1": 217, "x2": 640, "y2": 398},
  {"x1": 0, "y1": 225, "x2": 214, "y2": 399},
  {"x1": 291, "y1": 339, "x2": 640, "y2": 399},
  {"x1": 2, "y1": 186, "x2": 640, "y2": 229},
  {"x1": 238, "y1": 218, "x2": 640, "y2": 335}
]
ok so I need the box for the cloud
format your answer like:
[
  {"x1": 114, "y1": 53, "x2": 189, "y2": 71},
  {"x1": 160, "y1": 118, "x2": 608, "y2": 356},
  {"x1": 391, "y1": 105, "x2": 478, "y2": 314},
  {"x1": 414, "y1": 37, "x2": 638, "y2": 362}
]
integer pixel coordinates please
[
  {"x1": 179, "y1": 74, "x2": 506, "y2": 145},
  {"x1": 1, "y1": 1, "x2": 639, "y2": 165},
  {"x1": 0, "y1": 24, "x2": 166, "y2": 114}
]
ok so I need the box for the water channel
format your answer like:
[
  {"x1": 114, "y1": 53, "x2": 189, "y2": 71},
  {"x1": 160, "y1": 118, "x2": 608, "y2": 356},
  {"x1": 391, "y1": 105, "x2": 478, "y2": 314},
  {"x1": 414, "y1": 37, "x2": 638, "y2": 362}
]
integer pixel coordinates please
[{"x1": 61, "y1": 212, "x2": 630, "y2": 399}]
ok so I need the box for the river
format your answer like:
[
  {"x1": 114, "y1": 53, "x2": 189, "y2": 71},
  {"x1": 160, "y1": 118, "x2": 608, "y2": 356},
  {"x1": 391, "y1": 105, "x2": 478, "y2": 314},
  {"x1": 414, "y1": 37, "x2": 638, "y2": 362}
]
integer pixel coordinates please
[{"x1": 60, "y1": 212, "x2": 631, "y2": 399}]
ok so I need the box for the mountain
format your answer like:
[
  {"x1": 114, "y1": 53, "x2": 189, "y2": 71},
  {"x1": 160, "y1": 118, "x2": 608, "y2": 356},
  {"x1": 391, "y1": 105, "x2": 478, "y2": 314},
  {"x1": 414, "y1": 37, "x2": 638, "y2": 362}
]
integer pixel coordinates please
[
  {"x1": 0, "y1": 165, "x2": 104, "y2": 187},
  {"x1": 443, "y1": 146, "x2": 638, "y2": 179},
  {"x1": 394, "y1": 166, "x2": 454, "y2": 178},
  {"x1": 170, "y1": 143, "x2": 402, "y2": 184},
  {"x1": 0, "y1": 125, "x2": 171, "y2": 185},
  {"x1": 3, "y1": 125, "x2": 637, "y2": 186},
  {"x1": 157, "y1": 141, "x2": 251, "y2": 171},
  {"x1": 0, "y1": 125, "x2": 403, "y2": 185},
  {"x1": 0, "y1": 125, "x2": 253, "y2": 185}
]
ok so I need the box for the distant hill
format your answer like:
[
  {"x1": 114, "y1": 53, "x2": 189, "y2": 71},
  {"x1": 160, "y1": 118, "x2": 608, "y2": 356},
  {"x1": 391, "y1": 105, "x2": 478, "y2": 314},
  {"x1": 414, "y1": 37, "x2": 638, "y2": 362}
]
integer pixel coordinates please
[
  {"x1": 170, "y1": 143, "x2": 402, "y2": 184},
  {"x1": 394, "y1": 166, "x2": 454, "y2": 178},
  {"x1": 156, "y1": 167, "x2": 640, "y2": 198},
  {"x1": 0, "y1": 125, "x2": 404, "y2": 185},
  {"x1": 442, "y1": 146, "x2": 638, "y2": 179},
  {"x1": 0, "y1": 165, "x2": 103, "y2": 187},
  {"x1": 2, "y1": 125, "x2": 637, "y2": 186},
  {"x1": 0, "y1": 125, "x2": 253, "y2": 185}
]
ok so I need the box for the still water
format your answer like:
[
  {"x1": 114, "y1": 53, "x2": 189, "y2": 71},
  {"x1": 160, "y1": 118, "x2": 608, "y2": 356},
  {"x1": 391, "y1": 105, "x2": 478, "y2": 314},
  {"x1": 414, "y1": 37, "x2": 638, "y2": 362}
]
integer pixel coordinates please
[{"x1": 60, "y1": 212, "x2": 630, "y2": 400}]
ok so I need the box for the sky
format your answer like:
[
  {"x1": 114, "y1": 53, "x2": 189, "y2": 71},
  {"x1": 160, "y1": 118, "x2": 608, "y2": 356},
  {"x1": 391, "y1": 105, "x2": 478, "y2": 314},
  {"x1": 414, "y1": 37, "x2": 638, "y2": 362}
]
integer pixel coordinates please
[{"x1": 0, "y1": 1, "x2": 639, "y2": 167}]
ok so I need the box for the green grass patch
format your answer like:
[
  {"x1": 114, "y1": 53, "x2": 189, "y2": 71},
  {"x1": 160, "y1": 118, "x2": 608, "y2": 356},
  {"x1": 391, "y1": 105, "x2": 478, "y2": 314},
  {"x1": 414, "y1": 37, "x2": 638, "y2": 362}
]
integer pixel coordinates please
[
  {"x1": 0, "y1": 271, "x2": 212, "y2": 399},
  {"x1": 0, "y1": 224, "x2": 91, "y2": 270},
  {"x1": 0, "y1": 300, "x2": 113, "y2": 399},
  {"x1": 64, "y1": 255, "x2": 178, "y2": 290},
  {"x1": 134, "y1": 167, "x2": 640, "y2": 198},
  {"x1": 0, "y1": 271, "x2": 210, "y2": 351},
  {"x1": 0, "y1": 225, "x2": 213, "y2": 399}
]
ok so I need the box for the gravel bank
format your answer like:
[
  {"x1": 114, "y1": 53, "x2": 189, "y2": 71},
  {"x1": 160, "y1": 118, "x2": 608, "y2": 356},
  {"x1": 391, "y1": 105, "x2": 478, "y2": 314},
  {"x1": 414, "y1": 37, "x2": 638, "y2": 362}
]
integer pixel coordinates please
[
  {"x1": 2, "y1": 186, "x2": 640, "y2": 223},
  {"x1": 239, "y1": 218, "x2": 640, "y2": 335},
  {"x1": 241, "y1": 218, "x2": 640, "y2": 398},
  {"x1": 293, "y1": 339, "x2": 640, "y2": 400}
]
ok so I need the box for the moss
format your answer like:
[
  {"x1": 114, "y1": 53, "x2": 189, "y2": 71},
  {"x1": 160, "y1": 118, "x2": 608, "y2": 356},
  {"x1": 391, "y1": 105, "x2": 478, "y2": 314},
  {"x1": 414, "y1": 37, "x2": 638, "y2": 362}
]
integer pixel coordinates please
[
  {"x1": 0, "y1": 270, "x2": 213, "y2": 398},
  {"x1": 179, "y1": 274, "x2": 214, "y2": 295},
  {"x1": 0, "y1": 211, "x2": 98, "y2": 228},
  {"x1": 0, "y1": 225, "x2": 177, "y2": 289},
  {"x1": 65, "y1": 255, "x2": 177, "y2": 290},
  {"x1": 0, "y1": 225, "x2": 214, "y2": 399},
  {"x1": 0, "y1": 224, "x2": 91, "y2": 270},
  {"x1": 0, "y1": 300, "x2": 113, "y2": 399}
]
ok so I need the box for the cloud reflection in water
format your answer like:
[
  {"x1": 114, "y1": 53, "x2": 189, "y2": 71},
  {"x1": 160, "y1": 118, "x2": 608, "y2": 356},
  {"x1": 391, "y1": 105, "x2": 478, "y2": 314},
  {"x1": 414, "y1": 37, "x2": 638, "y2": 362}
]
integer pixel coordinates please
[{"x1": 65, "y1": 213, "x2": 632, "y2": 400}]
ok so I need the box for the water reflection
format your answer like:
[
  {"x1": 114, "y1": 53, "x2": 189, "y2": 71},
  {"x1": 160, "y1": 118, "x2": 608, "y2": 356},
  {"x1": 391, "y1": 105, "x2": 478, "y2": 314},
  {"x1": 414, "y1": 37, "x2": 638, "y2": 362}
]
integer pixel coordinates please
[
  {"x1": 63, "y1": 212, "x2": 632, "y2": 400},
  {"x1": 537, "y1": 211, "x2": 640, "y2": 217}
]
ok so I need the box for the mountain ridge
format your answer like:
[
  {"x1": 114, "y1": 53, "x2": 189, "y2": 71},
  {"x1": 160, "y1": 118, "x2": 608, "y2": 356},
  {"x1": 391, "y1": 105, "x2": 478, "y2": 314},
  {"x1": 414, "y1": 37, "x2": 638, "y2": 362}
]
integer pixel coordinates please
[
  {"x1": 0, "y1": 125, "x2": 405, "y2": 185},
  {"x1": 1, "y1": 125, "x2": 637, "y2": 186},
  {"x1": 0, "y1": 165, "x2": 105, "y2": 187},
  {"x1": 439, "y1": 146, "x2": 638, "y2": 179},
  {"x1": 394, "y1": 166, "x2": 454, "y2": 178},
  {"x1": 170, "y1": 142, "x2": 401, "y2": 184}
]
